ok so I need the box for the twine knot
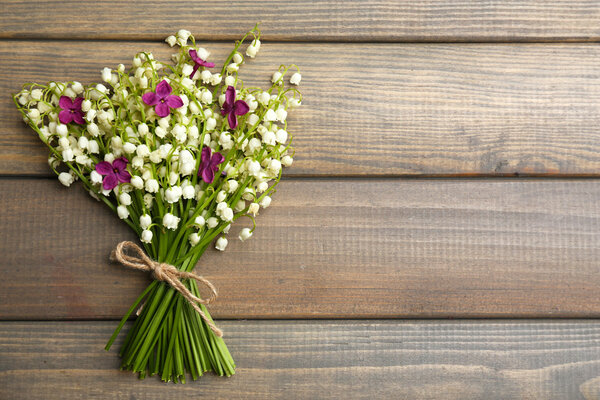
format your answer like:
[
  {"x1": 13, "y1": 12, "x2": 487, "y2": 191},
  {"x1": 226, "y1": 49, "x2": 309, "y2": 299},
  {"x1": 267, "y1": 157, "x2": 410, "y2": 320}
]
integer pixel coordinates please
[{"x1": 110, "y1": 241, "x2": 223, "y2": 337}]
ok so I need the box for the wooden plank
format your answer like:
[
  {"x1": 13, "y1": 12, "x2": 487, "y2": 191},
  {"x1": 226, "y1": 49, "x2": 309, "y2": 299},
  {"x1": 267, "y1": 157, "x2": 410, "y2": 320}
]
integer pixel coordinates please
[
  {"x1": 4, "y1": 41, "x2": 600, "y2": 177},
  {"x1": 1, "y1": 178, "x2": 600, "y2": 319},
  {"x1": 2, "y1": 320, "x2": 600, "y2": 399},
  {"x1": 2, "y1": 1, "x2": 600, "y2": 42}
]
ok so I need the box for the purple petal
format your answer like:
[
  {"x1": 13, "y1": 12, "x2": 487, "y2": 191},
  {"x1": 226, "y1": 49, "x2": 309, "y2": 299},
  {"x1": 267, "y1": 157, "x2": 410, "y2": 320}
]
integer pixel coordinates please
[
  {"x1": 201, "y1": 167, "x2": 214, "y2": 183},
  {"x1": 59, "y1": 96, "x2": 73, "y2": 110},
  {"x1": 221, "y1": 103, "x2": 231, "y2": 116},
  {"x1": 95, "y1": 161, "x2": 113, "y2": 175},
  {"x1": 165, "y1": 95, "x2": 183, "y2": 109},
  {"x1": 201, "y1": 60, "x2": 215, "y2": 68},
  {"x1": 225, "y1": 86, "x2": 236, "y2": 107},
  {"x1": 201, "y1": 147, "x2": 211, "y2": 164},
  {"x1": 155, "y1": 80, "x2": 172, "y2": 98},
  {"x1": 102, "y1": 173, "x2": 118, "y2": 190},
  {"x1": 112, "y1": 157, "x2": 129, "y2": 171},
  {"x1": 189, "y1": 49, "x2": 199, "y2": 63},
  {"x1": 142, "y1": 92, "x2": 159, "y2": 106},
  {"x1": 233, "y1": 100, "x2": 249, "y2": 116},
  {"x1": 71, "y1": 97, "x2": 84, "y2": 110},
  {"x1": 227, "y1": 112, "x2": 238, "y2": 129},
  {"x1": 155, "y1": 102, "x2": 170, "y2": 117},
  {"x1": 209, "y1": 151, "x2": 224, "y2": 168},
  {"x1": 72, "y1": 111, "x2": 85, "y2": 124},
  {"x1": 190, "y1": 64, "x2": 200, "y2": 78},
  {"x1": 58, "y1": 109, "x2": 73, "y2": 124},
  {"x1": 117, "y1": 169, "x2": 131, "y2": 183}
]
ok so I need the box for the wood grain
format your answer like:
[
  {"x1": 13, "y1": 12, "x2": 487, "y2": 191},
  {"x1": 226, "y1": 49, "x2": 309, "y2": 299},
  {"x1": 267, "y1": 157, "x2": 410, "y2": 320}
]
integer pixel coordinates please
[
  {"x1": 2, "y1": 1, "x2": 600, "y2": 42},
  {"x1": 2, "y1": 178, "x2": 600, "y2": 319},
  {"x1": 4, "y1": 41, "x2": 600, "y2": 177},
  {"x1": 2, "y1": 320, "x2": 600, "y2": 399}
]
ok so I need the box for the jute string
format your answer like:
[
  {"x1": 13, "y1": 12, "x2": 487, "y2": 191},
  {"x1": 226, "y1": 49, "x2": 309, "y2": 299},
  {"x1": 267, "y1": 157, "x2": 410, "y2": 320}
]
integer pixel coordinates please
[{"x1": 110, "y1": 241, "x2": 223, "y2": 337}]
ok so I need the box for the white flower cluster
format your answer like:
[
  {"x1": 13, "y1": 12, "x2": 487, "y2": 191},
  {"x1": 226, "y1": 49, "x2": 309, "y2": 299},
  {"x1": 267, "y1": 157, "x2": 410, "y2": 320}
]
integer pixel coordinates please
[{"x1": 14, "y1": 26, "x2": 302, "y2": 259}]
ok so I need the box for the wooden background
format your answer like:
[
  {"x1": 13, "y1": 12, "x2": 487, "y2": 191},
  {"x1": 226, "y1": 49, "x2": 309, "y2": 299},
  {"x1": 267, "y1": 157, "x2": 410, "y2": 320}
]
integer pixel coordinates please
[{"x1": 2, "y1": 1, "x2": 600, "y2": 398}]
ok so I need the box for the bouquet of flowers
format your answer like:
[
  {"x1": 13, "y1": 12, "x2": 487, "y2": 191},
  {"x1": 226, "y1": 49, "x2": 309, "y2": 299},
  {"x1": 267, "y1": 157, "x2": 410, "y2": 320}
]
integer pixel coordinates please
[{"x1": 12, "y1": 26, "x2": 302, "y2": 382}]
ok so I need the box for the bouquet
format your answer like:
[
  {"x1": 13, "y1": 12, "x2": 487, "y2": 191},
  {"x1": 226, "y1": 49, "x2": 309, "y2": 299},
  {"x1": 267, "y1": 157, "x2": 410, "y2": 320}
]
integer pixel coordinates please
[{"x1": 12, "y1": 26, "x2": 302, "y2": 382}]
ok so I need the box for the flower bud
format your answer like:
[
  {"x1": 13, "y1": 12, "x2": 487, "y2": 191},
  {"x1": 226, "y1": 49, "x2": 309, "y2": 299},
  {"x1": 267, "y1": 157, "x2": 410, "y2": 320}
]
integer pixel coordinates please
[
  {"x1": 141, "y1": 229, "x2": 153, "y2": 243},
  {"x1": 239, "y1": 228, "x2": 253, "y2": 241},
  {"x1": 58, "y1": 172, "x2": 74, "y2": 187},
  {"x1": 117, "y1": 205, "x2": 129, "y2": 219},
  {"x1": 162, "y1": 213, "x2": 180, "y2": 230},
  {"x1": 290, "y1": 72, "x2": 301, "y2": 85},
  {"x1": 215, "y1": 237, "x2": 228, "y2": 251}
]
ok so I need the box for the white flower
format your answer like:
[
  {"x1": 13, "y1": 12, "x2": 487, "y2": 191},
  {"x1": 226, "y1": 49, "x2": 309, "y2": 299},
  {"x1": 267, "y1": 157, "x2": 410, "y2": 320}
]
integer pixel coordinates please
[
  {"x1": 225, "y1": 179, "x2": 239, "y2": 193},
  {"x1": 265, "y1": 109, "x2": 277, "y2": 122},
  {"x1": 90, "y1": 170, "x2": 103, "y2": 185},
  {"x1": 165, "y1": 186, "x2": 183, "y2": 203},
  {"x1": 215, "y1": 237, "x2": 228, "y2": 251},
  {"x1": 72, "y1": 82, "x2": 84, "y2": 94},
  {"x1": 290, "y1": 72, "x2": 302, "y2": 85},
  {"x1": 119, "y1": 192, "x2": 132, "y2": 206},
  {"x1": 102, "y1": 67, "x2": 112, "y2": 83},
  {"x1": 88, "y1": 140, "x2": 100, "y2": 154},
  {"x1": 225, "y1": 75, "x2": 236, "y2": 86},
  {"x1": 56, "y1": 124, "x2": 68, "y2": 137},
  {"x1": 256, "y1": 181, "x2": 268, "y2": 193},
  {"x1": 246, "y1": 159, "x2": 261, "y2": 176},
  {"x1": 165, "y1": 35, "x2": 177, "y2": 47},
  {"x1": 248, "y1": 202, "x2": 260, "y2": 216},
  {"x1": 201, "y1": 70, "x2": 212, "y2": 84},
  {"x1": 177, "y1": 29, "x2": 191, "y2": 42},
  {"x1": 123, "y1": 142, "x2": 136, "y2": 154},
  {"x1": 62, "y1": 148, "x2": 74, "y2": 162},
  {"x1": 189, "y1": 232, "x2": 200, "y2": 246},
  {"x1": 135, "y1": 144, "x2": 150, "y2": 158},
  {"x1": 268, "y1": 159, "x2": 282, "y2": 174},
  {"x1": 216, "y1": 190, "x2": 227, "y2": 202},
  {"x1": 180, "y1": 184, "x2": 194, "y2": 199},
  {"x1": 281, "y1": 155, "x2": 293, "y2": 167},
  {"x1": 234, "y1": 199, "x2": 246, "y2": 212},
  {"x1": 206, "y1": 117, "x2": 217, "y2": 131},
  {"x1": 201, "y1": 90, "x2": 213, "y2": 104},
  {"x1": 262, "y1": 130, "x2": 276, "y2": 146},
  {"x1": 196, "y1": 47, "x2": 210, "y2": 60},
  {"x1": 31, "y1": 89, "x2": 43, "y2": 100},
  {"x1": 129, "y1": 175, "x2": 143, "y2": 189},
  {"x1": 272, "y1": 71, "x2": 283, "y2": 85},
  {"x1": 194, "y1": 216, "x2": 205, "y2": 226},
  {"x1": 77, "y1": 136, "x2": 89, "y2": 150},
  {"x1": 210, "y1": 73, "x2": 222, "y2": 85},
  {"x1": 58, "y1": 172, "x2": 74, "y2": 187},
  {"x1": 207, "y1": 217, "x2": 219, "y2": 228},
  {"x1": 220, "y1": 207, "x2": 234, "y2": 222},
  {"x1": 141, "y1": 229, "x2": 153, "y2": 243},
  {"x1": 155, "y1": 126, "x2": 167, "y2": 138},
  {"x1": 258, "y1": 91, "x2": 270, "y2": 105},
  {"x1": 140, "y1": 214, "x2": 152, "y2": 229},
  {"x1": 131, "y1": 156, "x2": 144, "y2": 170},
  {"x1": 233, "y1": 53, "x2": 243, "y2": 64},
  {"x1": 276, "y1": 107, "x2": 287, "y2": 122},
  {"x1": 246, "y1": 39, "x2": 261, "y2": 58},
  {"x1": 145, "y1": 179, "x2": 159, "y2": 193},
  {"x1": 87, "y1": 123, "x2": 99, "y2": 136},
  {"x1": 260, "y1": 196, "x2": 272, "y2": 208},
  {"x1": 95, "y1": 83, "x2": 108, "y2": 94},
  {"x1": 117, "y1": 205, "x2": 130, "y2": 219},
  {"x1": 162, "y1": 213, "x2": 180, "y2": 230},
  {"x1": 275, "y1": 129, "x2": 288, "y2": 143},
  {"x1": 246, "y1": 113, "x2": 259, "y2": 126},
  {"x1": 138, "y1": 123, "x2": 149, "y2": 137},
  {"x1": 223, "y1": 224, "x2": 231, "y2": 234},
  {"x1": 182, "y1": 64, "x2": 194, "y2": 76},
  {"x1": 239, "y1": 228, "x2": 253, "y2": 241}
]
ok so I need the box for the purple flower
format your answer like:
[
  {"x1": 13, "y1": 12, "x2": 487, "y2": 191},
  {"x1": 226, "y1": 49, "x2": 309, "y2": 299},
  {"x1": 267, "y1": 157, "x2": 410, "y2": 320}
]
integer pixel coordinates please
[
  {"x1": 221, "y1": 86, "x2": 249, "y2": 129},
  {"x1": 58, "y1": 96, "x2": 85, "y2": 125},
  {"x1": 189, "y1": 49, "x2": 215, "y2": 78},
  {"x1": 142, "y1": 80, "x2": 184, "y2": 118},
  {"x1": 95, "y1": 157, "x2": 131, "y2": 190},
  {"x1": 198, "y1": 147, "x2": 224, "y2": 183}
]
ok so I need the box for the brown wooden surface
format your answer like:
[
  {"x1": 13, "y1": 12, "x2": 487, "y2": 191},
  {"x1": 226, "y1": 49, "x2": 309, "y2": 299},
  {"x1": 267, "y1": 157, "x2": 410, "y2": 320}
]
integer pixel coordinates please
[
  {"x1": 2, "y1": 1, "x2": 600, "y2": 42},
  {"x1": 4, "y1": 41, "x2": 600, "y2": 177},
  {"x1": 2, "y1": 178, "x2": 600, "y2": 320},
  {"x1": 3, "y1": 2, "x2": 600, "y2": 397},
  {"x1": 2, "y1": 320, "x2": 600, "y2": 399}
]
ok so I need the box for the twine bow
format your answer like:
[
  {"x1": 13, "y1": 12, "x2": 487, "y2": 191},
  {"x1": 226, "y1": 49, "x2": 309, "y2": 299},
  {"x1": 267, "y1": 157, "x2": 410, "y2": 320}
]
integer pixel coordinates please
[{"x1": 110, "y1": 241, "x2": 223, "y2": 337}]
